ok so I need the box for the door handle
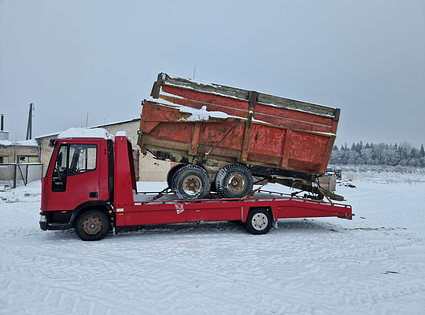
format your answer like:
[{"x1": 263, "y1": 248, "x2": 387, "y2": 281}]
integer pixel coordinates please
[{"x1": 89, "y1": 192, "x2": 98, "y2": 198}]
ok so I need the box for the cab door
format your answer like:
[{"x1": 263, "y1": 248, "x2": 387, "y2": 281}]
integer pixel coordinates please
[{"x1": 47, "y1": 140, "x2": 102, "y2": 211}]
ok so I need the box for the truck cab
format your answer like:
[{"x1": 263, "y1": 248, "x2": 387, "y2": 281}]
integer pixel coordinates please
[{"x1": 40, "y1": 129, "x2": 115, "y2": 239}]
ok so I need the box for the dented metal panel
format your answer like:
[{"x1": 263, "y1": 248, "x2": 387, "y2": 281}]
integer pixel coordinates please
[{"x1": 140, "y1": 73, "x2": 340, "y2": 177}]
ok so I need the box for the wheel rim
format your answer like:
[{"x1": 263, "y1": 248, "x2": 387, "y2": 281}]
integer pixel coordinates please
[
  {"x1": 251, "y1": 213, "x2": 268, "y2": 231},
  {"x1": 182, "y1": 175, "x2": 203, "y2": 196},
  {"x1": 82, "y1": 216, "x2": 103, "y2": 235},
  {"x1": 227, "y1": 174, "x2": 246, "y2": 194}
]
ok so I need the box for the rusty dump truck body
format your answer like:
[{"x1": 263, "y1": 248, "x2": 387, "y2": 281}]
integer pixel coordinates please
[{"x1": 138, "y1": 73, "x2": 341, "y2": 199}]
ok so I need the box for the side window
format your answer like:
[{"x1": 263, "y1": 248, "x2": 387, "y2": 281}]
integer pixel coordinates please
[
  {"x1": 52, "y1": 144, "x2": 68, "y2": 192},
  {"x1": 68, "y1": 144, "x2": 97, "y2": 176}
]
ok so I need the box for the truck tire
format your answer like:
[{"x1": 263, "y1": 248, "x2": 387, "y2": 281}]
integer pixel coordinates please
[
  {"x1": 215, "y1": 163, "x2": 253, "y2": 198},
  {"x1": 75, "y1": 210, "x2": 110, "y2": 241},
  {"x1": 172, "y1": 164, "x2": 211, "y2": 200},
  {"x1": 167, "y1": 163, "x2": 186, "y2": 188},
  {"x1": 244, "y1": 208, "x2": 272, "y2": 235}
]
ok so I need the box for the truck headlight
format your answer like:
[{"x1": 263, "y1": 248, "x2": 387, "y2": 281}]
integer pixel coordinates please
[{"x1": 39, "y1": 215, "x2": 47, "y2": 223}]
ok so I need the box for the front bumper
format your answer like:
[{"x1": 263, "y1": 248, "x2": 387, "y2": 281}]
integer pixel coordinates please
[
  {"x1": 39, "y1": 211, "x2": 72, "y2": 231},
  {"x1": 39, "y1": 212, "x2": 47, "y2": 230}
]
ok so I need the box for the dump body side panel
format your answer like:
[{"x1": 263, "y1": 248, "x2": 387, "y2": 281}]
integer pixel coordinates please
[
  {"x1": 139, "y1": 101, "x2": 335, "y2": 174},
  {"x1": 141, "y1": 73, "x2": 339, "y2": 176}
]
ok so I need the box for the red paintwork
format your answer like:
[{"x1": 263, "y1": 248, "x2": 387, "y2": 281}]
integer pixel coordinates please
[
  {"x1": 161, "y1": 85, "x2": 337, "y2": 134},
  {"x1": 114, "y1": 135, "x2": 137, "y2": 206},
  {"x1": 111, "y1": 136, "x2": 351, "y2": 226},
  {"x1": 140, "y1": 101, "x2": 334, "y2": 174},
  {"x1": 116, "y1": 197, "x2": 352, "y2": 227},
  {"x1": 141, "y1": 77, "x2": 339, "y2": 175},
  {"x1": 44, "y1": 138, "x2": 109, "y2": 212}
]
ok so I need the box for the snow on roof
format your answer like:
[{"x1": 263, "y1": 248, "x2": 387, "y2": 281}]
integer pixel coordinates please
[
  {"x1": 58, "y1": 127, "x2": 114, "y2": 140},
  {"x1": 35, "y1": 118, "x2": 140, "y2": 140},
  {"x1": 0, "y1": 139, "x2": 39, "y2": 147}
]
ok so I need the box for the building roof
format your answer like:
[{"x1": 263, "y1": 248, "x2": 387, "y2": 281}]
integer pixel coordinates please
[
  {"x1": 35, "y1": 117, "x2": 140, "y2": 140},
  {"x1": 0, "y1": 139, "x2": 39, "y2": 147}
]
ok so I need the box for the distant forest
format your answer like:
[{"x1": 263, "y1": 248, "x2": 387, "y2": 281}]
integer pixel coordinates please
[{"x1": 329, "y1": 142, "x2": 425, "y2": 167}]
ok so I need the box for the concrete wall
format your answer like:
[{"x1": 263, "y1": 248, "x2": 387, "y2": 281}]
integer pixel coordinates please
[
  {"x1": 36, "y1": 119, "x2": 171, "y2": 182},
  {"x1": 0, "y1": 163, "x2": 43, "y2": 188},
  {"x1": 0, "y1": 145, "x2": 39, "y2": 164}
]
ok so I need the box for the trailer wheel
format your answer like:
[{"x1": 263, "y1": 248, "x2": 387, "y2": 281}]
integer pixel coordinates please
[
  {"x1": 167, "y1": 163, "x2": 186, "y2": 188},
  {"x1": 75, "y1": 210, "x2": 110, "y2": 241},
  {"x1": 244, "y1": 208, "x2": 272, "y2": 235},
  {"x1": 172, "y1": 165, "x2": 211, "y2": 200},
  {"x1": 216, "y1": 163, "x2": 253, "y2": 198}
]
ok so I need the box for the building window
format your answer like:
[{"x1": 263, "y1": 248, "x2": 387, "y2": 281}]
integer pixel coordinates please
[
  {"x1": 18, "y1": 156, "x2": 39, "y2": 163},
  {"x1": 0, "y1": 156, "x2": 9, "y2": 163}
]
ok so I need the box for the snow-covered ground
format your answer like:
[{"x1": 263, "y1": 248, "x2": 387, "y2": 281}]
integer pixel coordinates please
[{"x1": 1, "y1": 172, "x2": 425, "y2": 314}]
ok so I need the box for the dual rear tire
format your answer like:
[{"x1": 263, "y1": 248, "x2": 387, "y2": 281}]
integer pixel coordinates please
[
  {"x1": 171, "y1": 164, "x2": 211, "y2": 200},
  {"x1": 167, "y1": 163, "x2": 254, "y2": 200},
  {"x1": 215, "y1": 163, "x2": 253, "y2": 199}
]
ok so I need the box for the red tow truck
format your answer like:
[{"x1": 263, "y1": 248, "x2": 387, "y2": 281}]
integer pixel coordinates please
[{"x1": 39, "y1": 129, "x2": 352, "y2": 241}]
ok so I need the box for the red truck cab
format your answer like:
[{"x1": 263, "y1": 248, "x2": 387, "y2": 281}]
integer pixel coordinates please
[{"x1": 40, "y1": 129, "x2": 115, "y2": 239}]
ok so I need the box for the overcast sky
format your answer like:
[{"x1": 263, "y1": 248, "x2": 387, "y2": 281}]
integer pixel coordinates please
[{"x1": 1, "y1": 0, "x2": 424, "y2": 148}]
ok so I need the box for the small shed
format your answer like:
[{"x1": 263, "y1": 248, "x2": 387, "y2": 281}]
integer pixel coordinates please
[{"x1": 0, "y1": 139, "x2": 42, "y2": 188}]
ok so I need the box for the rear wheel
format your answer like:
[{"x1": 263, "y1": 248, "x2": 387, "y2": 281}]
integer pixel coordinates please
[
  {"x1": 167, "y1": 163, "x2": 186, "y2": 188},
  {"x1": 172, "y1": 164, "x2": 211, "y2": 200},
  {"x1": 244, "y1": 208, "x2": 272, "y2": 235},
  {"x1": 75, "y1": 210, "x2": 110, "y2": 241},
  {"x1": 215, "y1": 163, "x2": 253, "y2": 198}
]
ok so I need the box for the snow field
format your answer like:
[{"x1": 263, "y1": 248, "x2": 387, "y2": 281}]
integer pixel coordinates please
[{"x1": 1, "y1": 173, "x2": 425, "y2": 314}]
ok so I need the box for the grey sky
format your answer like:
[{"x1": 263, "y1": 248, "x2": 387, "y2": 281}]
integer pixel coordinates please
[{"x1": 1, "y1": 0, "x2": 424, "y2": 148}]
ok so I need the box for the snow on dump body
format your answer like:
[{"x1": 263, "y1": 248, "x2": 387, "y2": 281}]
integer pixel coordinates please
[
  {"x1": 147, "y1": 100, "x2": 285, "y2": 130},
  {"x1": 155, "y1": 72, "x2": 338, "y2": 118},
  {"x1": 150, "y1": 72, "x2": 340, "y2": 137},
  {"x1": 58, "y1": 127, "x2": 114, "y2": 140}
]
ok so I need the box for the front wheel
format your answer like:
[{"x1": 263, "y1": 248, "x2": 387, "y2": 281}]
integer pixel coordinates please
[
  {"x1": 75, "y1": 210, "x2": 110, "y2": 241},
  {"x1": 244, "y1": 208, "x2": 273, "y2": 235}
]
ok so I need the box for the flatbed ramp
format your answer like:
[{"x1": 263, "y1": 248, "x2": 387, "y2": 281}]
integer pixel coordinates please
[{"x1": 122, "y1": 190, "x2": 352, "y2": 233}]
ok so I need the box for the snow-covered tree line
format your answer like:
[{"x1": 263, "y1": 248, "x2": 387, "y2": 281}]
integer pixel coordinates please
[{"x1": 329, "y1": 142, "x2": 425, "y2": 167}]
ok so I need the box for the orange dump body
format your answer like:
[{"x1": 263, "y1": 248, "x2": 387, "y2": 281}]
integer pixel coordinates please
[{"x1": 139, "y1": 73, "x2": 340, "y2": 176}]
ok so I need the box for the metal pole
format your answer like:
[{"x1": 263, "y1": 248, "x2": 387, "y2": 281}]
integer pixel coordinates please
[
  {"x1": 26, "y1": 103, "x2": 34, "y2": 140},
  {"x1": 14, "y1": 164, "x2": 17, "y2": 188}
]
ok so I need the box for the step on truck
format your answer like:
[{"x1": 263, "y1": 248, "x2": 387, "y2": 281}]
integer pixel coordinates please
[
  {"x1": 139, "y1": 73, "x2": 343, "y2": 202},
  {"x1": 39, "y1": 128, "x2": 352, "y2": 241}
]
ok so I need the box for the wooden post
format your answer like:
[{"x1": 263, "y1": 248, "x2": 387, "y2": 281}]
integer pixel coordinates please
[{"x1": 239, "y1": 91, "x2": 258, "y2": 163}]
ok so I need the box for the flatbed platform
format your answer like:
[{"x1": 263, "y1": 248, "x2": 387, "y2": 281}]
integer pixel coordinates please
[{"x1": 121, "y1": 188, "x2": 352, "y2": 230}]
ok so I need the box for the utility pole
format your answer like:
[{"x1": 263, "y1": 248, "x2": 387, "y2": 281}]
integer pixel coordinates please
[{"x1": 26, "y1": 103, "x2": 34, "y2": 140}]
